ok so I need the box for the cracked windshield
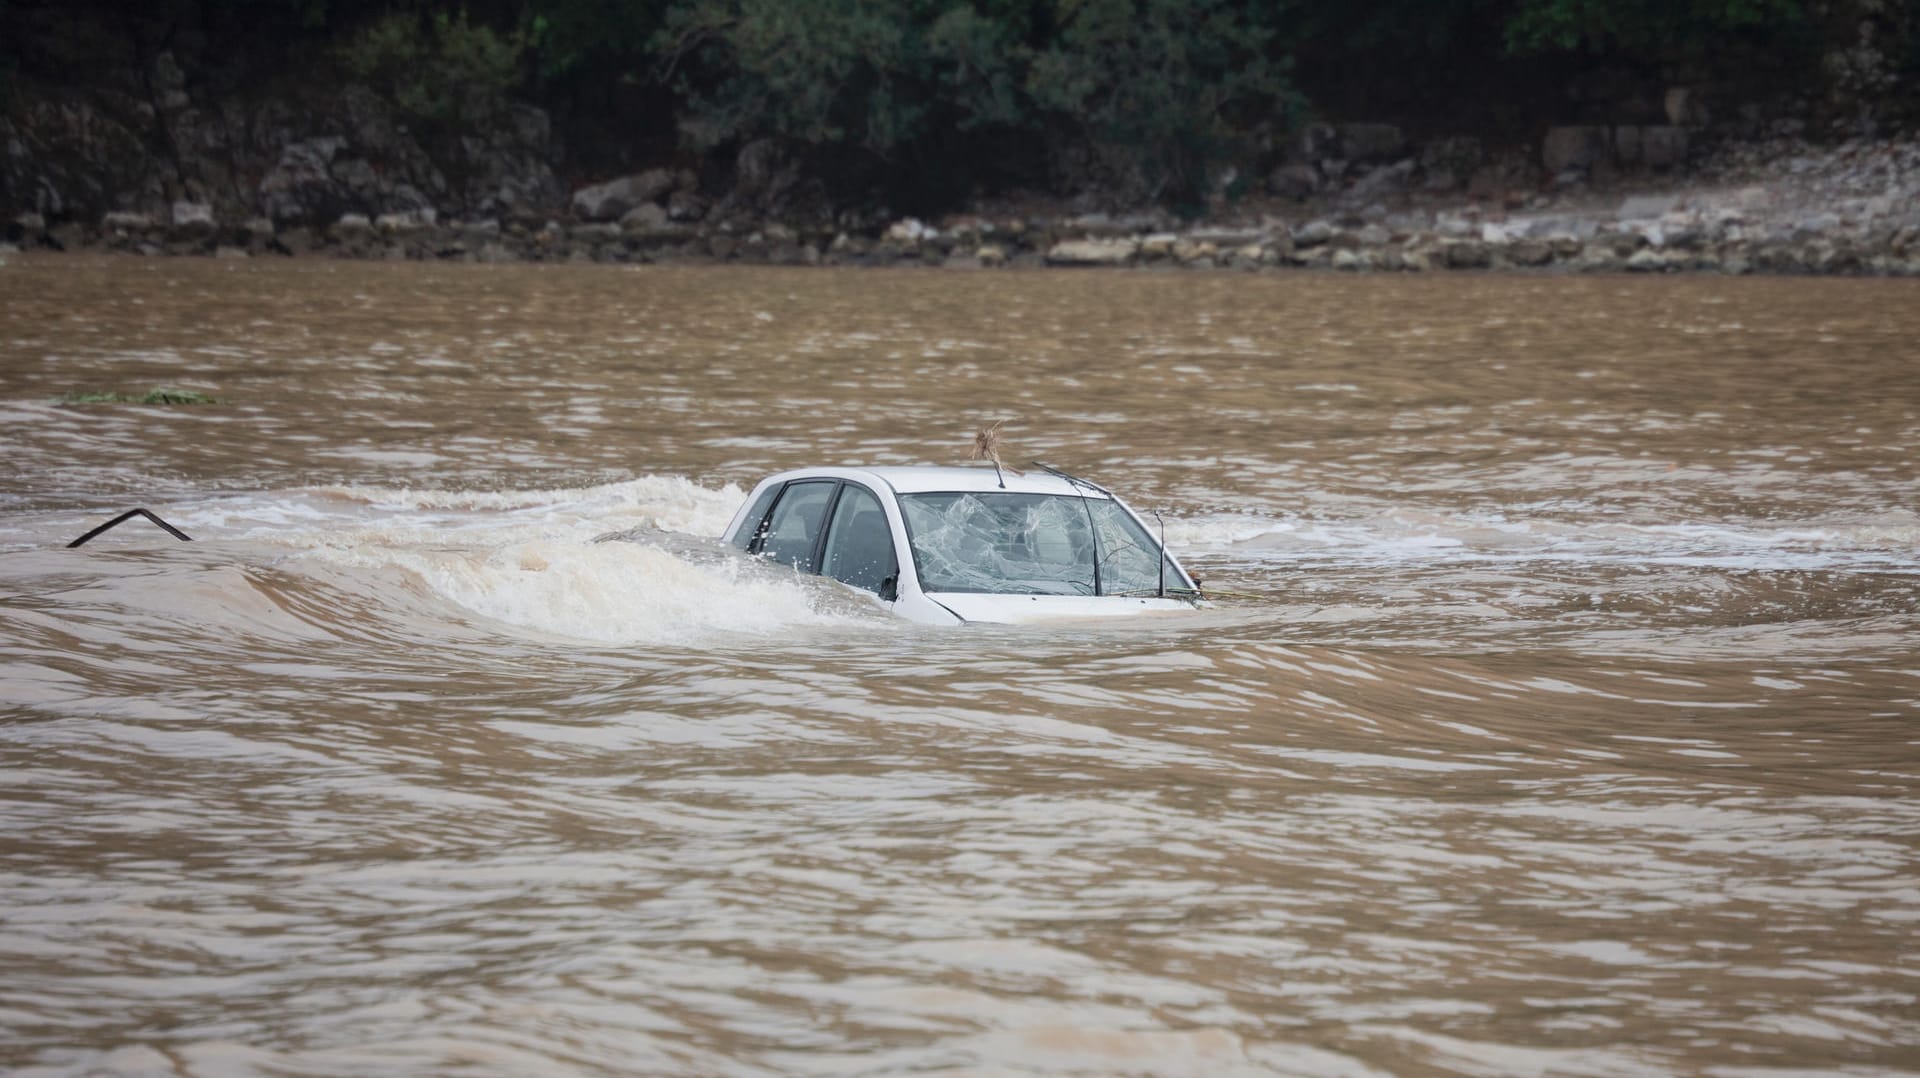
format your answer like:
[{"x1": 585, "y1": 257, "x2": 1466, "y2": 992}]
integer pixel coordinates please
[{"x1": 901, "y1": 492, "x2": 1174, "y2": 596}]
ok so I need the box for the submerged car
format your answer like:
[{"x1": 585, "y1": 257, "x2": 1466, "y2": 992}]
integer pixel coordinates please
[{"x1": 722, "y1": 464, "x2": 1203, "y2": 625}]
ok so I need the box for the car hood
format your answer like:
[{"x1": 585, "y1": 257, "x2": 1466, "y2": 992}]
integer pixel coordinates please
[{"x1": 924, "y1": 592, "x2": 1201, "y2": 624}]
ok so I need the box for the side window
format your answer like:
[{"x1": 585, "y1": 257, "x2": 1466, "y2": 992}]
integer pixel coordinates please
[
  {"x1": 759, "y1": 481, "x2": 836, "y2": 571},
  {"x1": 820, "y1": 485, "x2": 898, "y2": 597},
  {"x1": 729, "y1": 486, "x2": 781, "y2": 550}
]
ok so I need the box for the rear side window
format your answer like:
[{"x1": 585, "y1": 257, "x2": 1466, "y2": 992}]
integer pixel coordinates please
[
  {"x1": 820, "y1": 485, "x2": 897, "y2": 596},
  {"x1": 759, "y1": 481, "x2": 836, "y2": 571},
  {"x1": 730, "y1": 486, "x2": 782, "y2": 550}
]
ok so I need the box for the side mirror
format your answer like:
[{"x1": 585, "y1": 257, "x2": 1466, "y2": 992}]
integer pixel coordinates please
[{"x1": 878, "y1": 572, "x2": 899, "y2": 603}]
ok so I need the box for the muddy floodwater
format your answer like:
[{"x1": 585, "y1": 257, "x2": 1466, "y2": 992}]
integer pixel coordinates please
[{"x1": 2, "y1": 256, "x2": 1918, "y2": 1076}]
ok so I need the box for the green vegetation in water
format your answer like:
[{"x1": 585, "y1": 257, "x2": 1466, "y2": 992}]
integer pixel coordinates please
[{"x1": 61, "y1": 389, "x2": 219, "y2": 405}]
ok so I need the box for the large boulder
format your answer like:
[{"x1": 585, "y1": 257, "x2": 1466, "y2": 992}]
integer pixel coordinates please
[
  {"x1": 169, "y1": 200, "x2": 216, "y2": 241},
  {"x1": 1267, "y1": 163, "x2": 1319, "y2": 200},
  {"x1": 1045, "y1": 238, "x2": 1138, "y2": 266},
  {"x1": 1443, "y1": 240, "x2": 1492, "y2": 269},
  {"x1": 1348, "y1": 160, "x2": 1414, "y2": 201},
  {"x1": 571, "y1": 168, "x2": 677, "y2": 222}
]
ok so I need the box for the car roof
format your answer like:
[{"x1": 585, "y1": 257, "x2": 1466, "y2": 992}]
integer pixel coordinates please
[{"x1": 769, "y1": 464, "x2": 1113, "y2": 498}]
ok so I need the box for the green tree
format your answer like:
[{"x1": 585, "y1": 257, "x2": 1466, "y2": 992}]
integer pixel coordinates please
[
  {"x1": 1025, "y1": 0, "x2": 1294, "y2": 201},
  {"x1": 1504, "y1": 0, "x2": 1807, "y2": 55},
  {"x1": 654, "y1": 0, "x2": 934, "y2": 154},
  {"x1": 338, "y1": 8, "x2": 529, "y2": 131}
]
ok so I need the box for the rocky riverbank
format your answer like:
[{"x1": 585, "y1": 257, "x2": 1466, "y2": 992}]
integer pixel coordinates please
[{"x1": 5, "y1": 69, "x2": 1919, "y2": 276}]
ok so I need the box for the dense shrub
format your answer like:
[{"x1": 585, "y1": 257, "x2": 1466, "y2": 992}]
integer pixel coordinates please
[{"x1": 338, "y1": 9, "x2": 528, "y2": 131}]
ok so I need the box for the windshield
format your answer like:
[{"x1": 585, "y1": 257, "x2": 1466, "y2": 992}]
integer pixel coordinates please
[{"x1": 898, "y1": 492, "x2": 1180, "y2": 596}]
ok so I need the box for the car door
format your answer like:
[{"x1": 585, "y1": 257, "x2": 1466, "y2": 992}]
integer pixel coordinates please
[
  {"x1": 756, "y1": 480, "x2": 837, "y2": 571},
  {"x1": 819, "y1": 483, "x2": 898, "y2": 600}
]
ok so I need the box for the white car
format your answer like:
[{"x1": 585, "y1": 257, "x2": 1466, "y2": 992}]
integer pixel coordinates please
[{"x1": 721, "y1": 464, "x2": 1204, "y2": 625}]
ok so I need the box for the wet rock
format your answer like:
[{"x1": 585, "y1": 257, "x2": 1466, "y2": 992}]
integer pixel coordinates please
[
  {"x1": 168, "y1": 201, "x2": 217, "y2": 246},
  {"x1": 1188, "y1": 227, "x2": 1265, "y2": 247},
  {"x1": 1657, "y1": 216, "x2": 1707, "y2": 250},
  {"x1": 1348, "y1": 160, "x2": 1415, "y2": 201},
  {"x1": 1174, "y1": 238, "x2": 1218, "y2": 265},
  {"x1": 1506, "y1": 239, "x2": 1554, "y2": 266},
  {"x1": 1626, "y1": 249, "x2": 1670, "y2": 272},
  {"x1": 1793, "y1": 212, "x2": 1842, "y2": 241},
  {"x1": 1384, "y1": 210, "x2": 1433, "y2": 237},
  {"x1": 885, "y1": 217, "x2": 933, "y2": 247},
  {"x1": 1443, "y1": 240, "x2": 1492, "y2": 269},
  {"x1": 667, "y1": 190, "x2": 708, "y2": 222},
  {"x1": 569, "y1": 222, "x2": 621, "y2": 245},
  {"x1": 1292, "y1": 219, "x2": 1334, "y2": 247},
  {"x1": 1066, "y1": 212, "x2": 1158, "y2": 238},
  {"x1": 571, "y1": 169, "x2": 676, "y2": 222},
  {"x1": 49, "y1": 222, "x2": 87, "y2": 251},
  {"x1": 1267, "y1": 163, "x2": 1319, "y2": 200},
  {"x1": 1221, "y1": 244, "x2": 1260, "y2": 270},
  {"x1": 273, "y1": 226, "x2": 315, "y2": 255},
  {"x1": 620, "y1": 203, "x2": 669, "y2": 233},
  {"x1": 241, "y1": 217, "x2": 275, "y2": 252},
  {"x1": 1045, "y1": 238, "x2": 1138, "y2": 266},
  {"x1": 11, "y1": 211, "x2": 46, "y2": 241},
  {"x1": 1289, "y1": 244, "x2": 1333, "y2": 269},
  {"x1": 1139, "y1": 232, "x2": 1179, "y2": 260},
  {"x1": 376, "y1": 209, "x2": 435, "y2": 237},
  {"x1": 102, "y1": 211, "x2": 155, "y2": 233},
  {"x1": 1356, "y1": 223, "x2": 1392, "y2": 247},
  {"x1": 1618, "y1": 194, "x2": 1680, "y2": 219}
]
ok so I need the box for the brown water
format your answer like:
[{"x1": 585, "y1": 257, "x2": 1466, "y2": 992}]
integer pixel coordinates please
[{"x1": 2, "y1": 255, "x2": 1918, "y2": 1076}]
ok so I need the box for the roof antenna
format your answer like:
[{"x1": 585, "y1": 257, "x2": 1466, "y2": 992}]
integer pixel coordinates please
[{"x1": 970, "y1": 420, "x2": 1013, "y2": 489}]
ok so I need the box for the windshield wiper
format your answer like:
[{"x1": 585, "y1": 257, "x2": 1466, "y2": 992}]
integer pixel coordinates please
[{"x1": 1033, "y1": 462, "x2": 1104, "y2": 595}]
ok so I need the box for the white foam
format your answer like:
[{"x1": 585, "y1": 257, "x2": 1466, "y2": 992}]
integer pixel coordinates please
[
  {"x1": 308, "y1": 475, "x2": 745, "y2": 536},
  {"x1": 302, "y1": 536, "x2": 851, "y2": 646},
  {"x1": 1167, "y1": 507, "x2": 1920, "y2": 573}
]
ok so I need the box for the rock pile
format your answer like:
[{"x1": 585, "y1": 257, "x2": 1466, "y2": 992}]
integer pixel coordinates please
[
  {"x1": 3, "y1": 57, "x2": 1917, "y2": 276},
  {"x1": 9, "y1": 174, "x2": 1919, "y2": 276}
]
